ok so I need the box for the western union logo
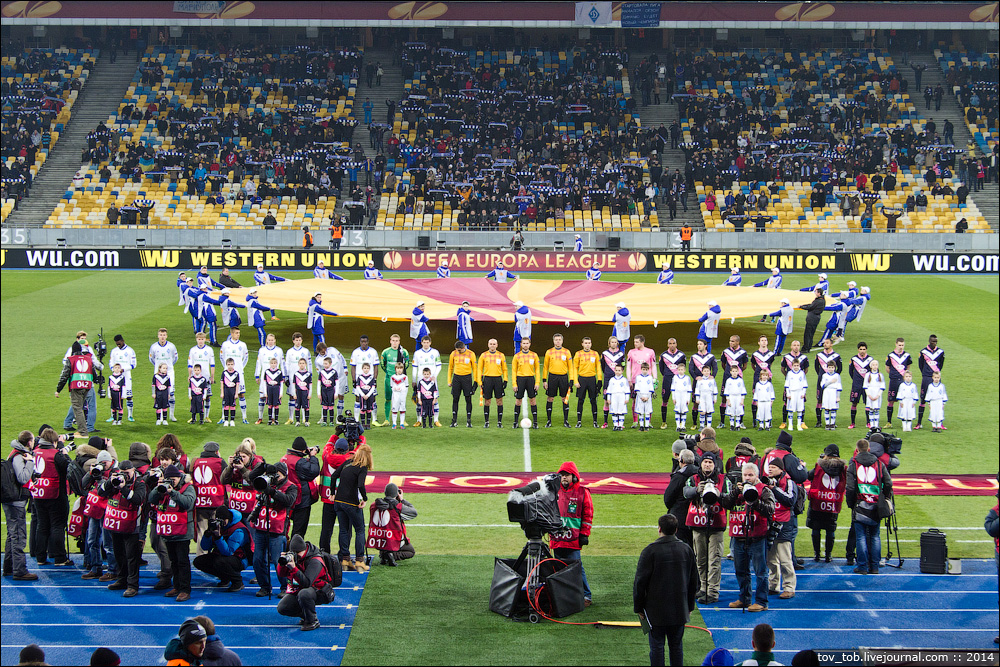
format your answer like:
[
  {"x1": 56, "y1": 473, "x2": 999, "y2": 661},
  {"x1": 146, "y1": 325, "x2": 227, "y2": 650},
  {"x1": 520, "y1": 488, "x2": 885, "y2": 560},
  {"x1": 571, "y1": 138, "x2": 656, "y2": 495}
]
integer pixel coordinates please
[
  {"x1": 140, "y1": 250, "x2": 181, "y2": 268},
  {"x1": 850, "y1": 254, "x2": 891, "y2": 272}
]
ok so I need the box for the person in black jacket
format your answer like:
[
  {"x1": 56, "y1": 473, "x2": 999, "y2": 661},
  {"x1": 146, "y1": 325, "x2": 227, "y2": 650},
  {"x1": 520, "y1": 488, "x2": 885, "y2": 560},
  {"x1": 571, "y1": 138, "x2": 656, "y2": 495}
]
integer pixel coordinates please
[
  {"x1": 332, "y1": 444, "x2": 372, "y2": 573},
  {"x1": 845, "y1": 439, "x2": 892, "y2": 574},
  {"x1": 247, "y1": 461, "x2": 298, "y2": 597},
  {"x1": 217, "y1": 268, "x2": 241, "y2": 289},
  {"x1": 985, "y1": 489, "x2": 998, "y2": 645},
  {"x1": 3, "y1": 432, "x2": 37, "y2": 580},
  {"x1": 30, "y1": 428, "x2": 73, "y2": 567},
  {"x1": 276, "y1": 534, "x2": 337, "y2": 631},
  {"x1": 633, "y1": 514, "x2": 700, "y2": 667},
  {"x1": 798, "y1": 287, "x2": 826, "y2": 351},
  {"x1": 284, "y1": 437, "x2": 321, "y2": 538},
  {"x1": 663, "y1": 449, "x2": 697, "y2": 547}
]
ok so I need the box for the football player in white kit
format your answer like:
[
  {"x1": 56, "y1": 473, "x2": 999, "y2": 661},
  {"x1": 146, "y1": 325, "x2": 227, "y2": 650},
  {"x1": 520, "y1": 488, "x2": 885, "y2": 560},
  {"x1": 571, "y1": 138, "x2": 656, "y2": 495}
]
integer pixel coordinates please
[
  {"x1": 254, "y1": 332, "x2": 284, "y2": 424},
  {"x1": 219, "y1": 326, "x2": 250, "y2": 423},
  {"x1": 108, "y1": 334, "x2": 137, "y2": 422},
  {"x1": 411, "y1": 335, "x2": 443, "y2": 426},
  {"x1": 148, "y1": 328, "x2": 179, "y2": 421},
  {"x1": 188, "y1": 332, "x2": 216, "y2": 422}
]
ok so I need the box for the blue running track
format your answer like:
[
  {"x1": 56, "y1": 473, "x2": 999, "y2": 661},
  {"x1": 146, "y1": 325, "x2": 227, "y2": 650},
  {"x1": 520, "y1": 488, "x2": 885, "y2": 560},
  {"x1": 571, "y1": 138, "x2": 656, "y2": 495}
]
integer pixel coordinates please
[
  {"x1": 698, "y1": 558, "x2": 999, "y2": 661},
  {"x1": 1, "y1": 555, "x2": 367, "y2": 666}
]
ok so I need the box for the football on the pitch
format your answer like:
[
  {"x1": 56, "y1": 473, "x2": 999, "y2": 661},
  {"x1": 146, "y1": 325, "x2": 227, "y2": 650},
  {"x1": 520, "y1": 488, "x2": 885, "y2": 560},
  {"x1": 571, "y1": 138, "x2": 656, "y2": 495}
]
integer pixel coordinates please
[{"x1": 520, "y1": 417, "x2": 532, "y2": 429}]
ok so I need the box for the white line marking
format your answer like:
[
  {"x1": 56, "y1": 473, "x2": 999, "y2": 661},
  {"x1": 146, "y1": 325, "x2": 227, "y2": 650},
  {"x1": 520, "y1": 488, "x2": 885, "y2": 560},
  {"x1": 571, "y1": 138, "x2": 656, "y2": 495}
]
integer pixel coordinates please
[{"x1": 523, "y1": 424, "x2": 532, "y2": 472}]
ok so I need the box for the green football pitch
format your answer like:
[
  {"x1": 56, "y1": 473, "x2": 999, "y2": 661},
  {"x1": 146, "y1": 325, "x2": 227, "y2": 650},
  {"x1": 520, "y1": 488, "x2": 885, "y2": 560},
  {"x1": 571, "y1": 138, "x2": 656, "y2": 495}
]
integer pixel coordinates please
[{"x1": 2, "y1": 268, "x2": 997, "y2": 664}]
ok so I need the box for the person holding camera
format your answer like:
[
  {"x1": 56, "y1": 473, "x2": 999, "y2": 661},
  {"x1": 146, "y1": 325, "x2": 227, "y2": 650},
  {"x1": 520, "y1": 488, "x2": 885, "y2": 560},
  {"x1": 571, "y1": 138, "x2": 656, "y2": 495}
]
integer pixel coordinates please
[
  {"x1": 194, "y1": 507, "x2": 252, "y2": 592},
  {"x1": 80, "y1": 449, "x2": 117, "y2": 580},
  {"x1": 248, "y1": 460, "x2": 298, "y2": 597},
  {"x1": 319, "y1": 437, "x2": 354, "y2": 554},
  {"x1": 59, "y1": 332, "x2": 99, "y2": 435},
  {"x1": 148, "y1": 448, "x2": 180, "y2": 589},
  {"x1": 2, "y1": 431, "x2": 37, "y2": 580},
  {"x1": 280, "y1": 437, "x2": 321, "y2": 538},
  {"x1": 663, "y1": 449, "x2": 698, "y2": 547},
  {"x1": 148, "y1": 465, "x2": 197, "y2": 601},
  {"x1": 191, "y1": 441, "x2": 226, "y2": 557},
  {"x1": 222, "y1": 440, "x2": 264, "y2": 539},
  {"x1": 721, "y1": 462, "x2": 775, "y2": 612},
  {"x1": 28, "y1": 427, "x2": 73, "y2": 567},
  {"x1": 98, "y1": 460, "x2": 147, "y2": 597},
  {"x1": 682, "y1": 455, "x2": 729, "y2": 604},
  {"x1": 276, "y1": 534, "x2": 338, "y2": 631},
  {"x1": 550, "y1": 461, "x2": 594, "y2": 606},
  {"x1": 761, "y1": 431, "x2": 808, "y2": 570},
  {"x1": 764, "y1": 458, "x2": 798, "y2": 599},
  {"x1": 332, "y1": 444, "x2": 373, "y2": 573},
  {"x1": 57, "y1": 339, "x2": 104, "y2": 437},
  {"x1": 371, "y1": 483, "x2": 418, "y2": 566},
  {"x1": 846, "y1": 439, "x2": 893, "y2": 575},
  {"x1": 806, "y1": 444, "x2": 846, "y2": 564}
]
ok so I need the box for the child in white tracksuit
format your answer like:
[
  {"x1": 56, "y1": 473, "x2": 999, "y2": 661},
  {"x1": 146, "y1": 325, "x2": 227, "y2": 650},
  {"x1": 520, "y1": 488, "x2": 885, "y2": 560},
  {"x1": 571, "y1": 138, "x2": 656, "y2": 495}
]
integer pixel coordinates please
[
  {"x1": 670, "y1": 367, "x2": 692, "y2": 432},
  {"x1": 925, "y1": 371, "x2": 947, "y2": 432},
  {"x1": 694, "y1": 367, "x2": 718, "y2": 429},
  {"x1": 605, "y1": 365, "x2": 631, "y2": 431},
  {"x1": 722, "y1": 366, "x2": 746, "y2": 430},
  {"x1": 784, "y1": 361, "x2": 809, "y2": 430},
  {"x1": 753, "y1": 370, "x2": 776, "y2": 430},
  {"x1": 895, "y1": 370, "x2": 919, "y2": 431},
  {"x1": 390, "y1": 361, "x2": 409, "y2": 428},
  {"x1": 863, "y1": 360, "x2": 886, "y2": 428},
  {"x1": 632, "y1": 363, "x2": 655, "y2": 431},
  {"x1": 819, "y1": 362, "x2": 842, "y2": 430}
]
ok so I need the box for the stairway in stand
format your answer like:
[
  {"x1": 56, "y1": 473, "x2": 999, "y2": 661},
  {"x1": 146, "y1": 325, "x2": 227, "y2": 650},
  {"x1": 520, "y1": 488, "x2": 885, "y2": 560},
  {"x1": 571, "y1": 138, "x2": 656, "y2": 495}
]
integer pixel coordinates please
[
  {"x1": 6, "y1": 54, "x2": 137, "y2": 228},
  {"x1": 350, "y1": 50, "x2": 406, "y2": 159}
]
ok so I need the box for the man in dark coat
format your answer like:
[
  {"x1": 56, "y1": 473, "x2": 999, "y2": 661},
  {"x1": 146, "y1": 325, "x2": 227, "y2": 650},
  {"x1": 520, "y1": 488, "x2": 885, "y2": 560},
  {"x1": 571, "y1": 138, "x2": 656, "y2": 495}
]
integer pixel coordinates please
[
  {"x1": 798, "y1": 287, "x2": 826, "y2": 351},
  {"x1": 663, "y1": 449, "x2": 698, "y2": 547},
  {"x1": 634, "y1": 514, "x2": 700, "y2": 667}
]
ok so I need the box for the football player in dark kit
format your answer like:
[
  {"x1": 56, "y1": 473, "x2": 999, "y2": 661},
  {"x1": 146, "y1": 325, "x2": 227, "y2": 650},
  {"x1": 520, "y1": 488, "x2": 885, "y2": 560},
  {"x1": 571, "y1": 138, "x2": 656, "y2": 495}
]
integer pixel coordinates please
[{"x1": 915, "y1": 334, "x2": 944, "y2": 430}]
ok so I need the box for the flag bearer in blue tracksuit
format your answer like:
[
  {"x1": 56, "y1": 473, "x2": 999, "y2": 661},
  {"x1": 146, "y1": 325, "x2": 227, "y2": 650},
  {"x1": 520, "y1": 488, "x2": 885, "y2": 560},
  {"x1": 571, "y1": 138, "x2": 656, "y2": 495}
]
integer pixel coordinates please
[
  {"x1": 799, "y1": 272, "x2": 829, "y2": 295},
  {"x1": 183, "y1": 278, "x2": 202, "y2": 333},
  {"x1": 197, "y1": 266, "x2": 224, "y2": 290},
  {"x1": 586, "y1": 264, "x2": 601, "y2": 281},
  {"x1": 314, "y1": 261, "x2": 345, "y2": 281},
  {"x1": 307, "y1": 292, "x2": 339, "y2": 352},
  {"x1": 768, "y1": 298, "x2": 794, "y2": 355},
  {"x1": 364, "y1": 261, "x2": 383, "y2": 280},
  {"x1": 457, "y1": 301, "x2": 474, "y2": 347},
  {"x1": 486, "y1": 264, "x2": 517, "y2": 282},
  {"x1": 723, "y1": 267, "x2": 742, "y2": 286},
  {"x1": 177, "y1": 271, "x2": 189, "y2": 306},
  {"x1": 220, "y1": 288, "x2": 246, "y2": 329},
  {"x1": 410, "y1": 301, "x2": 430, "y2": 353},
  {"x1": 698, "y1": 301, "x2": 722, "y2": 353},
  {"x1": 612, "y1": 303, "x2": 630, "y2": 350},
  {"x1": 437, "y1": 262, "x2": 451, "y2": 278},
  {"x1": 513, "y1": 301, "x2": 531, "y2": 353},
  {"x1": 199, "y1": 286, "x2": 225, "y2": 346},
  {"x1": 754, "y1": 267, "x2": 783, "y2": 322},
  {"x1": 254, "y1": 263, "x2": 286, "y2": 319},
  {"x1": 247, "y1": 288, "x2": 276, "y2": 347},
  {"x1": 657, "y1": 266, "x2": 674, "y2": 284}
]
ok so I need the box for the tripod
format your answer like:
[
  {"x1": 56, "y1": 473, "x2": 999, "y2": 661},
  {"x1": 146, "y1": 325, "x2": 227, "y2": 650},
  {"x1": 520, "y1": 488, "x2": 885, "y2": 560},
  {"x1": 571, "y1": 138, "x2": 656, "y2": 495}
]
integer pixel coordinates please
[
  {"x1": 882, "y1": 492, "x2": 904, "y2": 569},
  {"x1": 514, "y1": 537, "x2": 551, "y2": 623}
]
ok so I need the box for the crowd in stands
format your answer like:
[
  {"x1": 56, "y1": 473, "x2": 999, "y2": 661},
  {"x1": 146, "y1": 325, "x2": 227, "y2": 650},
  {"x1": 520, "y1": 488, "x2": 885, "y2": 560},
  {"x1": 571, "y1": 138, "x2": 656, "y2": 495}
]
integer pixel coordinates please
[
  {"x1": 938, "y1": 50, "x2": 998, "y2": 181},
  {"x1": 2, "y1": 45, "x2": 95, "y2": 221}
]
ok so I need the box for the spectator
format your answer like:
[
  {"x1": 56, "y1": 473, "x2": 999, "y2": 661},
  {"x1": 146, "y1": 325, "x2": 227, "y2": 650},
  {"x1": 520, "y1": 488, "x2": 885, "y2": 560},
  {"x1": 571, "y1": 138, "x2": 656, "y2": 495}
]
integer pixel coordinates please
[
  {"x1": 262, "y1": 210, "x2": 276, "y2": 229},
  {"x1": 89, "y1": 648, "x2": 121, "y2": 666},
  {"x1": 164, "y1": 619, "x2": 207, "y2": 666},
  {"x1": 2, "y1": 432, "x2": 37, "y2": 580},
  {"x1": 955, "y1": 217, "x2": 968, "y2": 233},
  {"x1": 736, "y1": 623, "x2": 781, "y2": 666},
  {"x1": 194, "y1": 615, "x2": 242, "y2": 666},
  {"x1": 17, "y1": 644, "x2": 45, "y2": 666},
  {"x1": 633, "y1": 514, "x2": 700, "y2": 667}
]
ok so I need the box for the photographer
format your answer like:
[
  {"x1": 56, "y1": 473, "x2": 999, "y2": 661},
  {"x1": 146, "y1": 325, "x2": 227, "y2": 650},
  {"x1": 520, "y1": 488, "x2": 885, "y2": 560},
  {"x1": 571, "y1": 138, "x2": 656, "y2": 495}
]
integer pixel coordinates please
[
  {"x1": 761, "y1": 432, "x2": 808, "y2": 570},
  {"x1": 371, "y1": 483, "x2": 418, "y2": 566},
  {"x1": 194, "y1": 507, "x2": 252, "y2": 592},
  {"x1": 248, "y1": 461, "x2": 298, "y2": 597},
  {"x1": 866, "y1": 431, "x2": 900, "y2": 471},
  {"x1": 846, "y1": 439, "x2": 892, "y2": 575},
  {"x1": 319, "y1": 437, "x2": 354, "y2": 554},
  {"x1": 81, "y1": 449, "x2": 117, "y2": 580},
  {"x1": 694, "y1": 426, "x2": 724, "y2": 469},
  {"x1": 2, "y1": 431, "x2": 37, "y2": 580},
  {"x1": 550, "y1": 461, "x2": 594, "y2": 607},
  {"x1": 56, "y1": 339, "x2": 103, "y2": 437},
  {"x1": 148, "y1": 447, "x2": 180, "y2": 590},
  {"x1": 721, "y1": 462, "x2": 775, "y2": 611},
  {"x1": 148, "y1": 465, "x2": 197, "y2": 602},
  {"x1": 682, "y1": 456, "x2": 729, "y2": 604},
  {"x1": 29, "y1": 427, "x2": 73, "y2": 567},
  {"x1": 280, "y1": 437, "x2": 321, "y2": 538},
  {"x1": 725, "y1": 438, "x2": 759, "y2": 487},
  {"x1": 191, "y1": 441, "x2": 226, "y2": 557},
  {"x1": 663, "y1": 449, "x2": 698, "y2": 547},
  {"x1": 764, "y1": 458, "x2": 797, "y2": 599},
  {"x1": 222, "y1": 440, "x2": 263, "y2": 537},
  {"x1": 276, "y1": 534, "x2": 337, "y2": 631},
  {"x1": 807, "y1": 445, "x2": 846, "y2": 563},
  {"x1": 98, "y1": 460, "x2": 147, "y2": 597},
  {"x1": 332, "y1": 444, "x2": 373, "y2": 574}
]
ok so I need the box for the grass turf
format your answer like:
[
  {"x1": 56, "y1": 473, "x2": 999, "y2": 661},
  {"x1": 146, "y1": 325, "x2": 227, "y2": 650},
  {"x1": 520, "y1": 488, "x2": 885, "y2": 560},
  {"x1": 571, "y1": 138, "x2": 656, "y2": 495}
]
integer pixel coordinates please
[{"x1": 2, "y1": 268, "x2": 997, "y2": 664}]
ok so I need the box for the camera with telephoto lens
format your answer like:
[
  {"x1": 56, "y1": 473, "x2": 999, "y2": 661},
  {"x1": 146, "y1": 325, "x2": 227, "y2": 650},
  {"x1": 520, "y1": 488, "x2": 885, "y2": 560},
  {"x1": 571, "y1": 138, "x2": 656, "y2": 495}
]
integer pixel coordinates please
[
  {"x1": 277, "y1": 552, "x2": 294, "y2": 567},
  {"x1": 741, "y1": 484, "x2": 759, "y2": 504},
  {"x1": 93, "y1": 330, "x2": 109, "y2": 399},
  {"x1": 683, "y1": 433, "x2": 701, "y2": 451},
  {"x1": 147, "y1": 467, "x2": 164, "y2": 482},
  {"x1": 155, "y1": 477, "x2": 173, "y2": 495},
  {"x1": 701, "y1": 480, "x2": 720, "y2": 505},
  {"x1": 109, "y1": 474, "x2": 125, "y2": 489},
  {"x1": 253, "y1": 468, "x2": 277, "y2": 492}
]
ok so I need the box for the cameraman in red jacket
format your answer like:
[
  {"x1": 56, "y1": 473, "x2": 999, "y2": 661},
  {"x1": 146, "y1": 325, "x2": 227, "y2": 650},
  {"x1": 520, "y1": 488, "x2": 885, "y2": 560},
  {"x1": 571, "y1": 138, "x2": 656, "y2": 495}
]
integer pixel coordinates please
[{"x1": 549, "y1": 461, "x2": 594, "y2": 606}]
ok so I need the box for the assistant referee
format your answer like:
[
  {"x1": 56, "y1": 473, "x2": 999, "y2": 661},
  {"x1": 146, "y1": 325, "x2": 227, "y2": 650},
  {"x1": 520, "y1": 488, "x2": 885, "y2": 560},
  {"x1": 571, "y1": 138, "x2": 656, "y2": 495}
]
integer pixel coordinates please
[
  {"x1": 511, "y1": 337, "x2": 541, "y2": 429},
  {"x1": 574, "y1": 337, "x2": 603, "y2": 428},
  {"x1": 478, "y1": 338, "x2": 508, "y2": 429},
  {"x1": 544, "y1": 334, "x2": 575, "y2": 428},
  {"x1": 447, "y1": 341, "x2": 478, "y2": 428}
]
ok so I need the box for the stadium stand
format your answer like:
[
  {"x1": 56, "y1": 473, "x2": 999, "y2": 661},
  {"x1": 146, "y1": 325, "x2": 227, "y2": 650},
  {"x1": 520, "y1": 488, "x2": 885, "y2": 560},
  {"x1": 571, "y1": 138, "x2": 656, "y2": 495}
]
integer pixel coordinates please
[
  {"x1": 44, "y1": 45, "x2": 364, "y2": 231},
  {"x1": 375, "y1": 43, "x2": 662, "y2": 233},
  {"x1": 1, "y1": 48, "x2": 96, "y2": 222}
]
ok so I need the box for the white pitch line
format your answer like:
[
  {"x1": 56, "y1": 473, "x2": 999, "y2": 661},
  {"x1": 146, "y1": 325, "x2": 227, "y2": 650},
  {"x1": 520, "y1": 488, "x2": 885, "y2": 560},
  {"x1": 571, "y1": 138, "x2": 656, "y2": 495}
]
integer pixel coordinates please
[{"x1": 523, "y1": 424, "x2": 532, "y2": 472}]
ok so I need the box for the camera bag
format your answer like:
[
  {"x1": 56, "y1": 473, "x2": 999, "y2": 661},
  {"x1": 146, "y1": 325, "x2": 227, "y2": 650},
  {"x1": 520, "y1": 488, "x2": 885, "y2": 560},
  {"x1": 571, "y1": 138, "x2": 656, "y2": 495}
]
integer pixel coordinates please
[{"x1": 919, "y1": 528, "x2": 947, "y2": 574}]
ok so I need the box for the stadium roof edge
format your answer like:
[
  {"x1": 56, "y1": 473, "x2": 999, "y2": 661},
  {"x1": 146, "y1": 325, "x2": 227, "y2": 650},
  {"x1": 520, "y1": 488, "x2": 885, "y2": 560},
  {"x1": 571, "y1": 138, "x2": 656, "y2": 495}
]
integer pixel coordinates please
[{"x1": 1, "y1": 1, "x2": 996, "y2": 29}]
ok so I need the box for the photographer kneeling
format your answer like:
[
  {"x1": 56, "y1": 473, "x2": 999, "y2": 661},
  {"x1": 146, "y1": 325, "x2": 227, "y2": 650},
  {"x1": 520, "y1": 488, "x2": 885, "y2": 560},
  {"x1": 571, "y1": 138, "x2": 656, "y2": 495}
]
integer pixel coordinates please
[
  {"x1": 148, "y1": 465, "x2": 196, "y2": 602},
  {"x1": 194, "y1": 507, "x2": 252, "y2": 592},
  {"x1": 371, "y1": 483, "x2": 417, "y2": 566},
  {"x1": 276, "y1": 534, "x2": 337, "y2": 631},
  {"x1": 682, "y1": 456, "x2": 730, "y2": 604}
]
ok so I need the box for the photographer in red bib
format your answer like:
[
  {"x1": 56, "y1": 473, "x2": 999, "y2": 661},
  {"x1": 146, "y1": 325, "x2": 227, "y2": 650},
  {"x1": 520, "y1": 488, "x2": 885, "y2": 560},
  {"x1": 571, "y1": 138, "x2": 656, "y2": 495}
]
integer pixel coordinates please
[
  {"x1": 97, "y1": 460, "x2": 147, "y2": 597},
  {"x1": 720, "y1": 462, "x2": 775, "y2": 612},
  {"x1": 247, "y1": 460, "x2": 298, "y2": 598},
  {"x1": 148, "y1": 465, "x2": 196, "y2": 601}
]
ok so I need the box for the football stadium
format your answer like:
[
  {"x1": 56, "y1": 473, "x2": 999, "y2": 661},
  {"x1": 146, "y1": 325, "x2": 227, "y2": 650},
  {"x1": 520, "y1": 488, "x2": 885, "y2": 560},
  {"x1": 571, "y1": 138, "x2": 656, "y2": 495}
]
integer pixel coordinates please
[{"x1": 1, "y1": 2, "x2": 998, "y2": 666}]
